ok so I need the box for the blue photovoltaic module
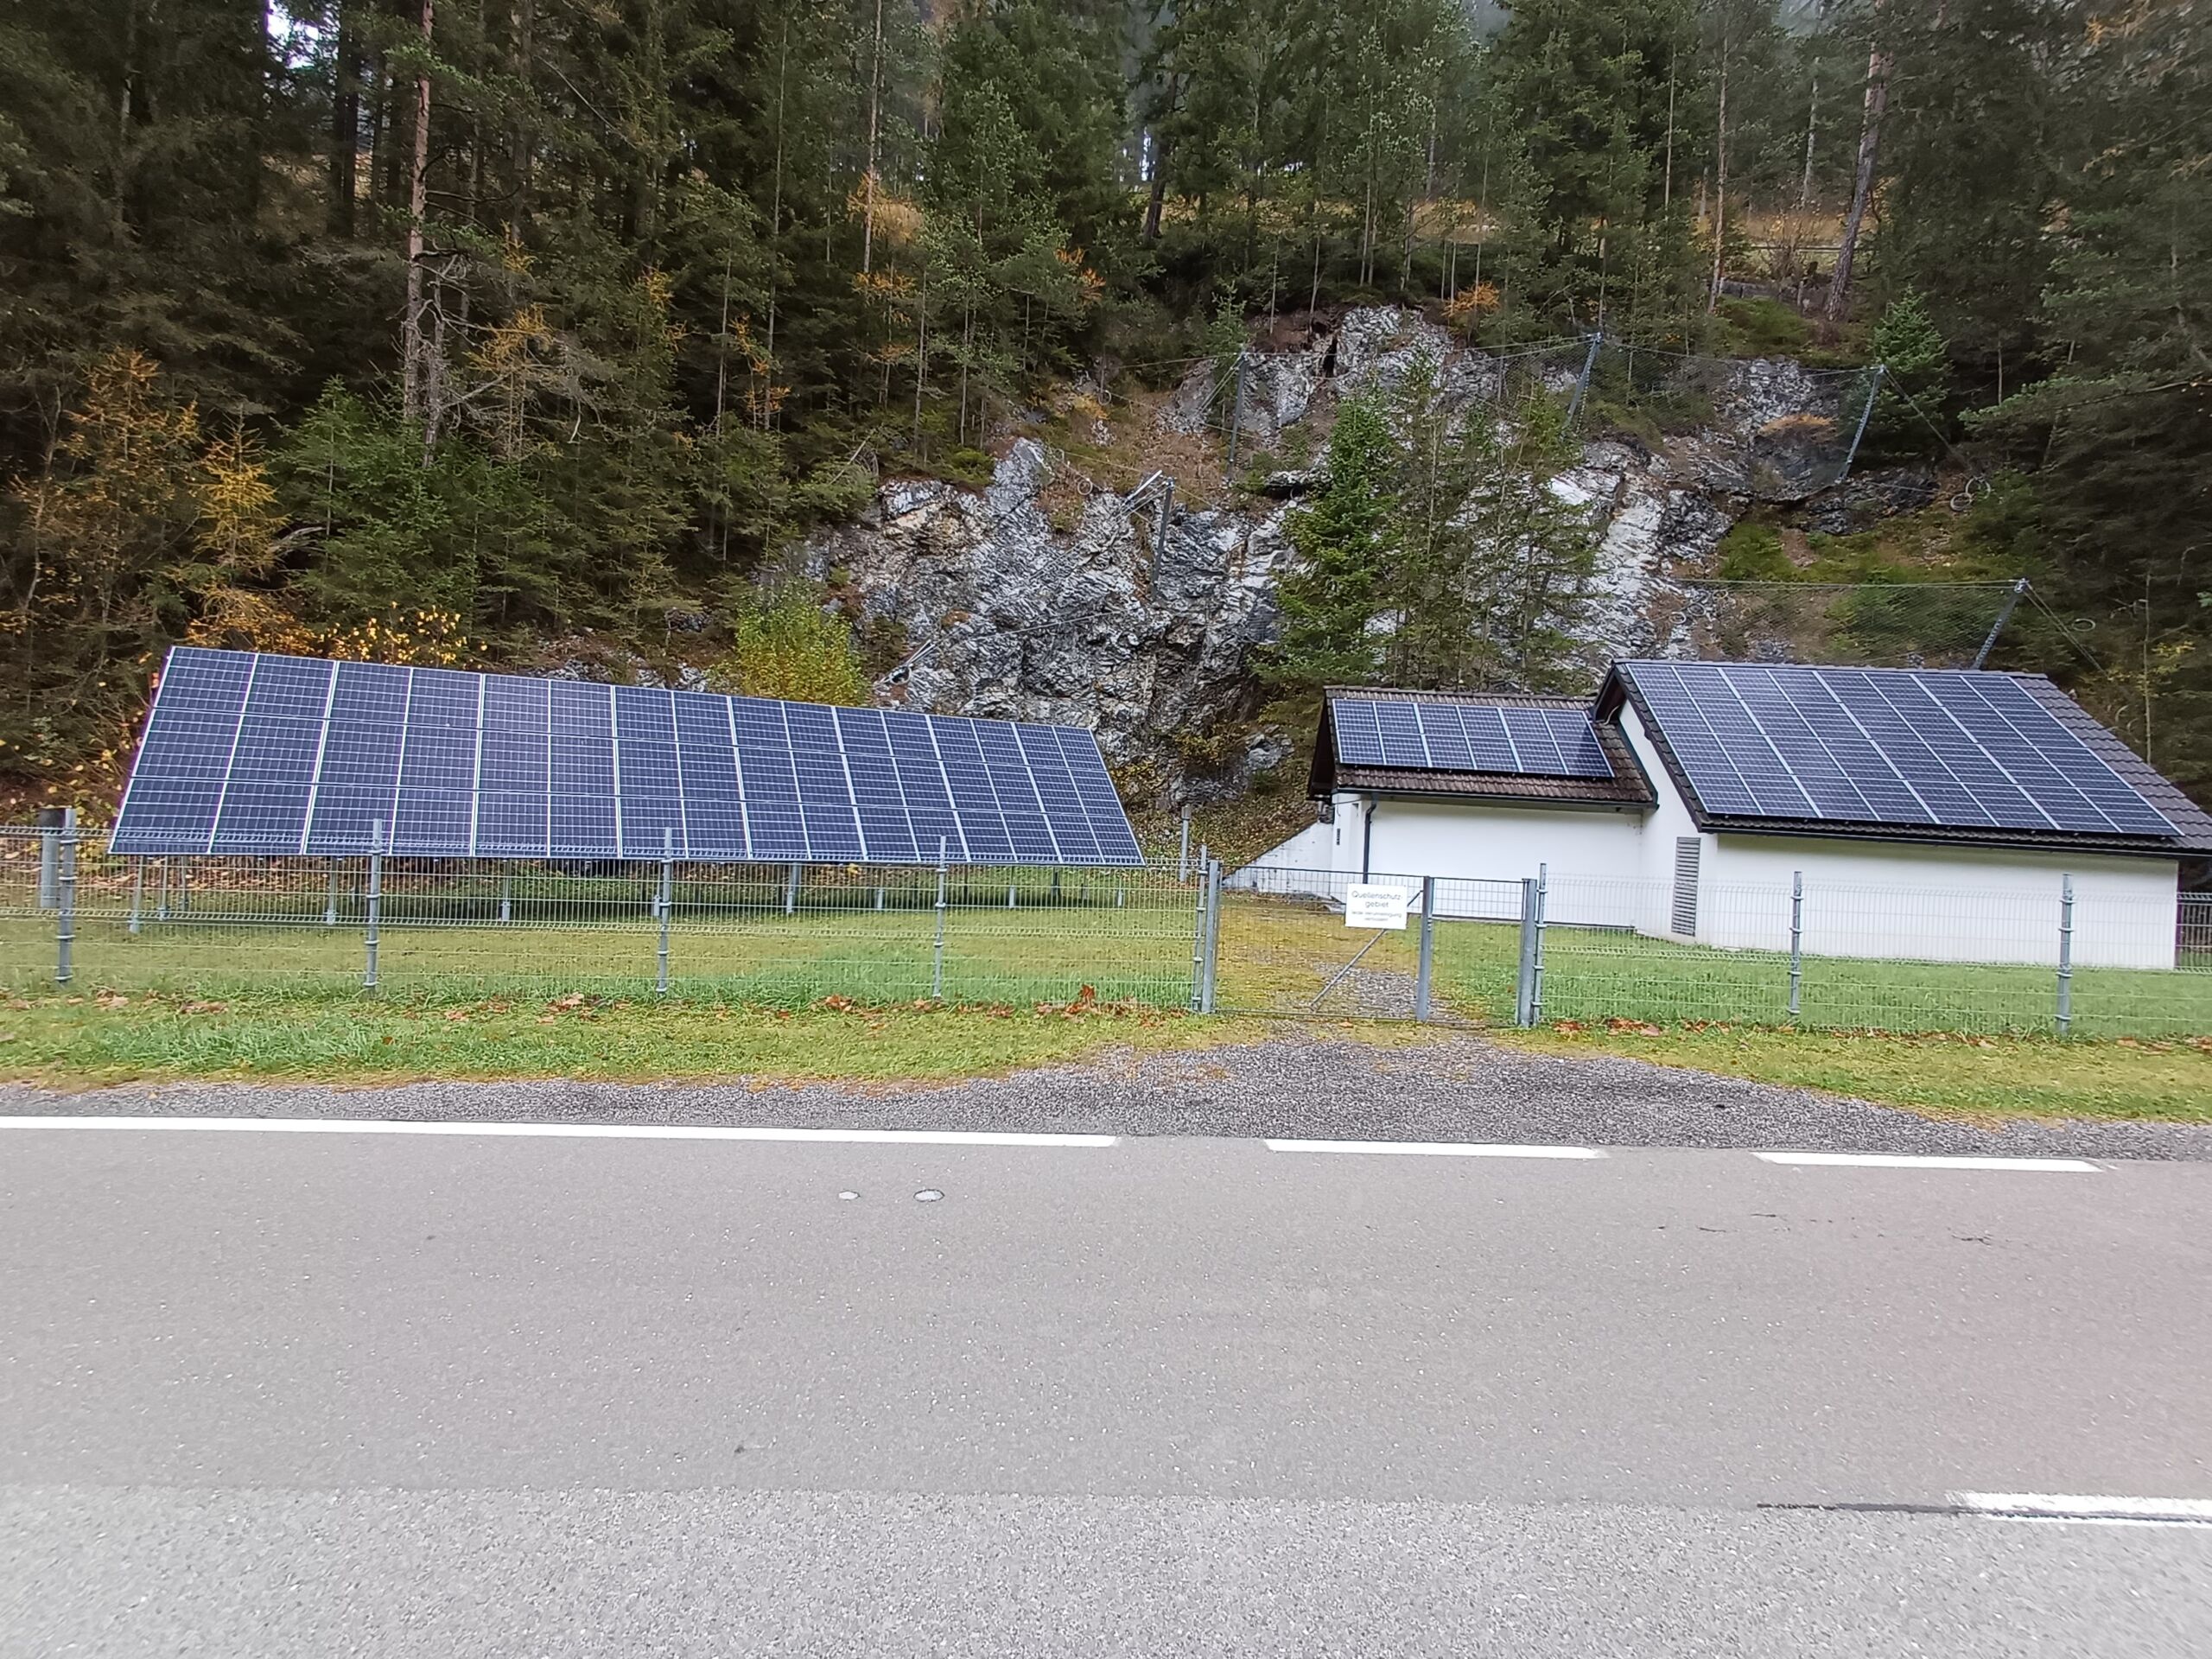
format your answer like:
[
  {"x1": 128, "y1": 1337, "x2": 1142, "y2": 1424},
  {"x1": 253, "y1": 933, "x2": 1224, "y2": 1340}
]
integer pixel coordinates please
[
  {"x1": 1617, "y1": 660, "x2": 2175, "y2": 837},
  {"x1": 1328, "y1": 696, "x2": 1614, "y2": 780},
  {"x1": 110, "y1": 647, "x2": 1146, "y2": 865}
]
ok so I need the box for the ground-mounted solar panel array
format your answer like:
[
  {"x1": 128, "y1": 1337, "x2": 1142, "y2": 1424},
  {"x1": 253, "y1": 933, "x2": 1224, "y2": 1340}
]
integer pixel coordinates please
[
  {"x1": 1328, "y1": 696, "x2": 1614, "y2": 780},
  {"x1": 1618, "y1": 660, "x2": 2177, "y2": 838},
  {"x1": 110, "y1": 647, "x2": 1145, "y2": 864}
]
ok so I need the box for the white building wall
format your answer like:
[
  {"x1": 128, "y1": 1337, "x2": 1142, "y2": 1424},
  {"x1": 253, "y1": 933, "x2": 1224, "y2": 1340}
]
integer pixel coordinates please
[
  {"x1": 1363, "y1": 796, "x2": 1645, "y2": 923},
  {"x1": 1231, "y1": 699, "x2": 2184, "y2": 969},
  {"x1": 1611, "y1": 696, "x2": 2179, "y2": 968},
  {"x1": 1705, "y1": 835, "x2": 2179, "y2": 969}
]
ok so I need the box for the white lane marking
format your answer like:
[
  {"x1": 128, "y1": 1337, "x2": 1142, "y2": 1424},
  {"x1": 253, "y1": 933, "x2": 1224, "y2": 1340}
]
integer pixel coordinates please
[
  {"x1": 1951, "y1": 1492, "x2": 2212, "y2": 1524},
  {"x1": 1757, "y1": 1152, "x2": 2100, "y2": 1173},
  {"x1": 1264, "y1": 1139, "x2": 1604, "y2": 1160},
  {"x1": 0, "y1": 1116, "x2": 1116, "y2": 1148}
]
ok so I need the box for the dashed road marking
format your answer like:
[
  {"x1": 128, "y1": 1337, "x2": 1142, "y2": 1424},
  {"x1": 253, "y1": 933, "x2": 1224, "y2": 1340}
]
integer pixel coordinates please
[
  {"x1": 1756, "y1": 1151, "x2": 2100, "y2": 1173},
  {"x1": 0, "y1": 1116, "x2": 1117, "y2": 1148},
  {"x1": 1949, "y1": 1492, "x2": 2212, "y2": 1526},
  {"x1": 1264, "y1": 1139, "x2": 1604, "y2": 1160}
]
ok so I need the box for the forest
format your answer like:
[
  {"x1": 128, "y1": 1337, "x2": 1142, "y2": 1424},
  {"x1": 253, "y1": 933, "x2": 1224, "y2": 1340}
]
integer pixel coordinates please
[{"x1": 0, "y1": 0, "x2": 2205, "y2": 809}]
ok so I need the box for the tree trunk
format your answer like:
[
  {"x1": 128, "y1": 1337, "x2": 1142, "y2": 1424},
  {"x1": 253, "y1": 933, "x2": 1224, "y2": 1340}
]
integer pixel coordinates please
[
  {"x1": 401, "y1": 0, "x2": 435, "y2": 446},
  {"x1": 510, "y1": 0, "x2": 534, "y2": 232},
  {"x1": 1143, "y1": 138, "x2": 1171, "y2": 241},
  {"x1": 1708, "y1": 35, "x2": 1729, "y2": 312},
  {"x1": 1827, "y1": 27, "x2": 1891, "y2": 322},
  {"x1": 328, "y1": 2, "x2": 361, "y2": 237},
  {"x1": 861, "y1": 0, "x2": 885, "y2": 273}
]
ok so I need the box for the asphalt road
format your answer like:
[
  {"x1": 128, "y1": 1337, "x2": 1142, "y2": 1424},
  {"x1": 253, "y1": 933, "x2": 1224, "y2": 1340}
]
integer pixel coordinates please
[{"x1": 4, "y1": 1118, "x2": 2209, "y2": 1655}]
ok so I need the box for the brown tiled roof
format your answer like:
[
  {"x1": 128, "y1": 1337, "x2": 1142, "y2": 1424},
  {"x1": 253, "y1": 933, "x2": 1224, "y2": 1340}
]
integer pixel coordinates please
[{"x1": 1331, "y1": 766, "x2": 1652, "y2": 806}]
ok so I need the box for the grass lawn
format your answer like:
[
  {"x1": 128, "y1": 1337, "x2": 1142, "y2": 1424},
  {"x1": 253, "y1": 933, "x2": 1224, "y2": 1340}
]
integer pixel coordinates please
[
  {"x1": 0, "y1": 988, "x2": 1281, "y2": 1090},
  {"x1": 1213, "y1": 894, "x2": 2212, "y2": 1039},
  {"x1": 0, "y1": 879, "x2": 1199, "y2": 1009},
  {"x1": 1503, "y1": 1020, "x2": 2212, "y2": 1123}
]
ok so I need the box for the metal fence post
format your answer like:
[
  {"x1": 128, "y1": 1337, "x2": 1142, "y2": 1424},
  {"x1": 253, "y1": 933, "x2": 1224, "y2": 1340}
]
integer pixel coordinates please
[
  {"x1": 325, "y1": 862, "x2": 340, "y2": 926},
  {"x1": 931, "y1": 838, "x2": 948, "y2": 1000},
  {"x1": 54, "y1": 808, "x2": 76, "y2": 985},
  {"x1": 1199, "y1": 858, "x2": 1223, "y2": 1014},
  {"x1": 1788, "y1": 870, "x2": 1804, "y2": 1018},
  {"x1": 655, "y1": 829, "x2": 673, "y2": 995},
  {"x1": 1516, "y1": 877, "x2": 1540, "y2": 1027},
  {"x1": 1178, "y1": 808, "x2": 1191, "y2": 883},
  {"x1": 129, "y1": 855, "x2": 145, "y2": 936},
  {"x1": 1530, "y1": 863, "x2": 1549, "y2": 1027},
  {"x1": 784, "y1": 861, "x2": 800, "y2": 916},
  {"x1": 1414, "y1": 874, "x2": 1436, "y2": 1021},
  {"x1": 37, "y1": 805, "x2": 64, "y2": 908},
  {"x1": 499, "y1": 869, "x2": 513, "y2": 924},
  {"x1": 156, "y1": 857, "x2": 171, "y2": 922},
  {"x1": 2056, "y1": 874, "x2": 2074, "y2": 1035},
  {"x1": 1190, "y1": 856, "x2": 1210, "y2": 1012},
  {"x1": 364, "y1": 820, "x2": 384, "y2": 990}
]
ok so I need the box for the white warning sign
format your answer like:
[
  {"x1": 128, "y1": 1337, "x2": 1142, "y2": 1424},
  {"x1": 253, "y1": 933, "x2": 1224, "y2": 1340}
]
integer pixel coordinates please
[{"x1": 1344, "y1": 883, "x2": 1413, "y2": 930}]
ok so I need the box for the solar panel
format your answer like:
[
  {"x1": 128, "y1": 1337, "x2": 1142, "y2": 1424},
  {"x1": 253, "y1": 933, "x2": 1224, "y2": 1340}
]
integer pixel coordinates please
[
  {"x1": 1619, "y1": 661, "x2": 2177, "y2": 838},
  {"x1": 111, "y1": 647, "x2": 1146, "y2": 865},
  {"x1": 1328, "y1": 696, "x2": 1614, "y2": 780}
]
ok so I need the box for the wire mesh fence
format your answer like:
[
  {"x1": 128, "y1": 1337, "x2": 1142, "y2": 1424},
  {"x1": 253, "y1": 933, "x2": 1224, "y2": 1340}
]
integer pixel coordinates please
[
  {"x1": 9, "y1": 823, "x2": 2209, "y2": 1039},
  {"x1": 1221, "y1": 861, "x2": 2212, "y2": 1039},
  {"x1": 0, "y1": 829, "x2": 1203, "y2": 1009}
]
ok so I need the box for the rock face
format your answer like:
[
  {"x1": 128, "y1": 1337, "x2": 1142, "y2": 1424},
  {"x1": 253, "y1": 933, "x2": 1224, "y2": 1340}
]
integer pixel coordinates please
[
  {"x1": 802, "y1": 304, "x2": 1920, "y2": 798},
  {"x1": 805, "y1": 439, "x2": 1289, "y2": 796}
]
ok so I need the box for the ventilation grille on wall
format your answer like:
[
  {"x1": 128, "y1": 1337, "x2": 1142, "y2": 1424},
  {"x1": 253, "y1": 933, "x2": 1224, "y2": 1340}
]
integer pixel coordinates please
[{"x1": 1671, "y1": 837, "x2": 1701, "y2": 936}]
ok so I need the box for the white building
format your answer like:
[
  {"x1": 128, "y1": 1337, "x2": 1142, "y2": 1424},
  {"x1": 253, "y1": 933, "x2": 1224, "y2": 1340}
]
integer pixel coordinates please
[{"x1": 1235, "y1": 664, "x2": 2212, "y2": 970}]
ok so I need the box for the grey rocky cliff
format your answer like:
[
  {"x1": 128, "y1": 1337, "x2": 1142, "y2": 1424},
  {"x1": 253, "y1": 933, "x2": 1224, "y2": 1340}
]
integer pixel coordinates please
[
  {"x1": 802, "y1": 305, "x2": 1926, "y2": 794},
  {"x1": 804, "y1": 438, "x2": 1289, "y2": 795}
]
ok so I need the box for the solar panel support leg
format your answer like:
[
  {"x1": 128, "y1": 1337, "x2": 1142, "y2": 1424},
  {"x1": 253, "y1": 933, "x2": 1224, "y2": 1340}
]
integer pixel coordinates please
[
  {"x1": 1787, "y1": 871, "x2": 1804, "y2": 1018},
  {"x1": 54, "y1": 810, "x2": 76, "y2": 985},
  {"x1": 2056, "y1": 874, "x2": 2074, "y2": 1035},
  {"x1": 931, "y1": 840, "x2": 948, "y2": 1001},
  {"x1": 130, "y1": 857, "x2": 145, "y2": 937},
  {"x1": 364, "y1": 822, "x2": 384, "y2": 991},
  {"x1": 1414, "y1": 875, "x2": 1436, "y2": 1022},
  {"x1": 785, "y1": 862, "x2": 800, "y2": 916},
  {"x1": 656, "y1": 830, "x2": 674, "y2": 995}
]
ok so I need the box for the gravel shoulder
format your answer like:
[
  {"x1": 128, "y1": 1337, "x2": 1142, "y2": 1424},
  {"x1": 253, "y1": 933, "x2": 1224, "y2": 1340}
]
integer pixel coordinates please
[{"x1": 8, "y1": 1030, "x2": 2212, "y2": 1160}]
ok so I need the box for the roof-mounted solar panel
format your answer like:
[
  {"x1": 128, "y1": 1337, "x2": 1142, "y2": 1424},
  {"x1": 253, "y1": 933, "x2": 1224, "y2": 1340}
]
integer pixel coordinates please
[
  {"x1": 111, "y1": 647, "x2": 1146, "y2": 865},
  {"x1": 1328, "y1": 695, "x2": 1614, "y2": 780},
  {"x1": 1618, "y1": 661, "x2": 2177, "y2": 839}
]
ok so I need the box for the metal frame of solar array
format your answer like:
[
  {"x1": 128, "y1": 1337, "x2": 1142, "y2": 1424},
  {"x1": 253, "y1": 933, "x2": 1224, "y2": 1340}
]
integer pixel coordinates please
[
  {"x1": 1619, "y1": 661, "x2": 2177, "y2": 838},
  {"x1": 1329, "y1": 696, "x2": 1614, "y2": 779},
  {"x1": 111, "y1": 648, "x2": 1146, "y2": 864}
]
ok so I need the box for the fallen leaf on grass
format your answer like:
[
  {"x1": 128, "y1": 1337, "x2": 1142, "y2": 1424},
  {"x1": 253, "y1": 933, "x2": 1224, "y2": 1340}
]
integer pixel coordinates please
[{"x1": 181, "y1": 1000, "x2": 227, "y2": 1015}]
